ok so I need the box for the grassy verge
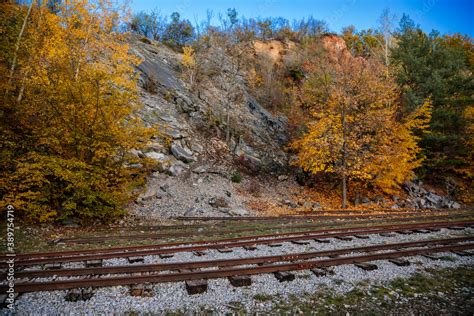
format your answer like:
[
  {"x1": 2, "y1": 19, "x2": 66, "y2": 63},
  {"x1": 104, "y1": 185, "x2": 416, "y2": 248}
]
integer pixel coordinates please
[
  {"x1": 266, "y1": 267, "x2": 474, "y2": 315},
  {"x1": 0, "y1": 214, "x2": 473, "y2": 253}
]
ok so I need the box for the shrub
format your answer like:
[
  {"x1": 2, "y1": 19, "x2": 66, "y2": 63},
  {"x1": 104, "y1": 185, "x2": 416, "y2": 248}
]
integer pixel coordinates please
[
  {"x1": 231, "y1": 171, "x2": 242, "y2": 183},
  {"x1": 1, "y1": 154, "x2": 139, "y2": 223}
]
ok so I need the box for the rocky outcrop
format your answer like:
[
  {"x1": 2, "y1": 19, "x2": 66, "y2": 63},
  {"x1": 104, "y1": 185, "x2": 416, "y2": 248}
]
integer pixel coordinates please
[
  {"x1": 401, "y1": 181, "x2": 460, "y2": 209},
  {"x1": 170, "y1": 140, "x2": 195, "y2": 163},
  {"x1": 131, "y1": 35, "x2": 289, "y2": 174}
]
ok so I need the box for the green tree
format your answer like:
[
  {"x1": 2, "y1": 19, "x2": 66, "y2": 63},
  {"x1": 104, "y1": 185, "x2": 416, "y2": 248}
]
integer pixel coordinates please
[
  {"x1": 391, "y1": 14, "x2": 473, "y2": 193},
  {"x1": 162, "y1": 12, "x2": 194, "y2": 48}
]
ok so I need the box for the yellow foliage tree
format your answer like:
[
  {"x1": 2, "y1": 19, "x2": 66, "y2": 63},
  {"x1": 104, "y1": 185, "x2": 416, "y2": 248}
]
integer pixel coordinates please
[
  {"x1": 291, "y1": 48, "x2": 431, "y2": 208},
  {"x1": 0, "y1": 0, "x2": 152, "y2": 222},
  {"x1": 181, "y1": 45, "x2": 197, "y2": 85}
]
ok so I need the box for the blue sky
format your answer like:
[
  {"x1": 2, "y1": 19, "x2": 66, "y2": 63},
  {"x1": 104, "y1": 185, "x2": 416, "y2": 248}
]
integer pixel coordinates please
[{"x1": 130, "y1": 0, "x2": 474, "y2": 36}]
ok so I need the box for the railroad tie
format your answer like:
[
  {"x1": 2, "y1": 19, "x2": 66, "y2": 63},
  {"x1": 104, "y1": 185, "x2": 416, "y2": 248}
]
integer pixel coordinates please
[
  {"x1": 428, "y1": 228, "x2": 441, "y2": 232},
  {"x1": 44, "y1": 263, "x2": 61, "y2": 270},
  {"x1": 379, "y1": 233, "x2": 396, "y2": 237},
  {"x1": 313, "y1": 238, "x2": 330, "y2": 243},
  {"x1": 181, "y1": 269, "x2": 208, "y2": 295},
  {"x1": 274, "y1": 271, "x2": 295, "y2": 282},
  {"x1": 159, "y1": 253, "x2": 174, "y2": 259},
  {"x1": 452, "y1": 251, "x2": 472, "y2": 257},
  {"x1": 396, "y1": 230, "x2": 413, "y2": 235},
  {"x1": 335, "y1": 236, "x2": 353, "y2": 241},
  {"x1": 129, "y1": 283, "x2": 154, "y2": 297},
  {"x1": 354, "y1": 235, "x2": 370, "y2": 239},
  {"x1": 355, "y1": 262, "x2": 378, "y2": 271},
  {"x1": 291, "y1": 240, "x2": 310, "y2": 245},
  {"x1": 412, "y1": 229, "x2": 431, "y2": 234},
  {"x1": 0, "y1": 293, "x2": 19, "y2": 308},
  {"x1": 185, "y1": 279, "x2": 208, "y2": 295},
  {"x1": 193, "y1": 251, "x2": 206, "y2": 256},
  {"x1": 422, "y1": 254, "x2": 442, "y2": 260},
  {"x1": 311, "y1": 267, "x2": 335, "y2": 277},
  {"x1": 447, "y1": 227, "x2": 465, "y2": 231},
  {"x1": 127, "y1": 256, "x2": 145, "y2": 264},
  {"x1": 228, "y1": 275, "x2": 252, "y2": 287},
  {"x1": 243, "y1": 245, "x2": 257, "y2": 251},
  {"x1": 217, "y1": 248, "x2": 233, "y2": 253},
  {"x1": 64, "y1": 288, "x2": 94, "y2": 302},
  {"x1": 389, "y1": 259, "x2": 410, "y2": 267},
  {"x1": 268, "y1": 243, "x2": 283, "y2": 247},
  {"x1": 85, "y1": 259, "x2": 102, "y2": 268}
]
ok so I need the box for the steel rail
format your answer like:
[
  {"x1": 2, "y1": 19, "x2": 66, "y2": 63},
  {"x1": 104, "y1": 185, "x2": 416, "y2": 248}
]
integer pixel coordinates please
[
  {"x1": 11, "y1": 237, "x2": 473, "y2": 279},
  {"x1": 174, "y1": 210, "x2": 473, "y2": 221},
  {"x1": 57, "y1": 214, "x2": 471, "y2": 244},
  {"x1": 0, "y1": 221, "x2": 472, "y2": 267},
  {"x1": 1, "y1": 221, "x2": 472, "y2": 266},
  {"x1": 3, "y1": 243, "x2": 472, "y2": 294}
]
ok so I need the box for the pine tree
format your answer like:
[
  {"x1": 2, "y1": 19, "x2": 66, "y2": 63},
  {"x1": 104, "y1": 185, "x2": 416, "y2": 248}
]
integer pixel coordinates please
[{"x1": 391, "y1": 15, "x2": 473, "y2": 197}]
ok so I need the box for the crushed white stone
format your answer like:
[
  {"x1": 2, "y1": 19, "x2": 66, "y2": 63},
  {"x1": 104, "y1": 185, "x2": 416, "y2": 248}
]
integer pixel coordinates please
[{"x1": 5, "y1": 228, "x2": 473, "y2": 314}]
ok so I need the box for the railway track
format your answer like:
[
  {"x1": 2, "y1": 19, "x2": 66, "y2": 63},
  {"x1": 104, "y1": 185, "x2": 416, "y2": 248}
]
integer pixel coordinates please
[
  {"x1": 56, "y1": 213, "x2": 473, "y2": 244},
  {"x1": 11, "y1": 236, "x2": 473, "y2": 279},
  {"x1": 1, "y1": 220, "x2": 472, "y2": 268},
  {"x1": 1, "y1": 237, "x2": 472, "y2": 294},
  {"x1": 173, "y1": 210, "x2": 472, "y2": 221}
]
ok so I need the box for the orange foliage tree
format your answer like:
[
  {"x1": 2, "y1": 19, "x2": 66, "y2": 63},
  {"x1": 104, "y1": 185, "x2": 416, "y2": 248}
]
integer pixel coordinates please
[{"x1": 291, "y1": 45, "x2": 431, "y2": 208}]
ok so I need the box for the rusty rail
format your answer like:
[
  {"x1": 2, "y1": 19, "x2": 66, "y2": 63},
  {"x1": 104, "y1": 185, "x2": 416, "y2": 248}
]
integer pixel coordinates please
[
  {"x1": 1, "y1": 220, "x2": 472, "y2": 267},
  {"x1": 3, "y1": 242, "x2": 472, "y2": 294},
  {"x1": 11, "y1": 236, "x2": 472, "y2": 279},
  {"x1": 57, "y1": 214, "x2": 473, "y2": 244}
]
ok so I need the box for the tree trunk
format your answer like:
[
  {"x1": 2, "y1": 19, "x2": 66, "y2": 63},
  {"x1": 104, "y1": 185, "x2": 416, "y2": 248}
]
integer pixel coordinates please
[
  {"x1": 5, "y1": 0, "x2": 34, "y2": 97},
  {"x1": 341, "y1": 102, "x2": 348, "y2": 209},
  {"x1": 226, "y1": 108, "x2": 230, "y2": 144},
  {"x1": 342, "y1": 173, "x2": 347, "y2": 209}
]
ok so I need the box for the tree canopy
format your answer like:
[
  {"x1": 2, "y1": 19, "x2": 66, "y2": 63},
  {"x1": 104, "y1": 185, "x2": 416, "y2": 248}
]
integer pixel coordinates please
[{"x1": 1, "y1": 0, "x2": 152, "y2": 222}]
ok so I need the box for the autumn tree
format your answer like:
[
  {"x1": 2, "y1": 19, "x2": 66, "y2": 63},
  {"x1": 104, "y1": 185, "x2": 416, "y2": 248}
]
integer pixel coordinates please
[
  {"x1": 0, "y1": 0, "x2": 152, "y2": 222},
  {"x1": 181, "y1": 45, "x2": 197, "y2": 86},
  {"x1": 377, "y1": 8, "x2": 396, "y2": 67},
  {"x1": 291, "y1": 39, "x2": 431, "y2": 208}
]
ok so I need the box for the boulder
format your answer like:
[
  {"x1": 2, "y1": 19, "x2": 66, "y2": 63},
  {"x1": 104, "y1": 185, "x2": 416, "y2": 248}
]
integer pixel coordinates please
[
  {"x1": 192, "y1": 165, "x2": 207, "y2": 174},
  {"x1": 425, "y1": 192, "x2": 442, "y2": 204},
  {"x1": 190, "y1": 143, "x2": 204, "y2": 153},
  {"x1": 302, "y1": 201, "x2": 312, "y2": 209},
  {"x1": 283, "y1": 199, "x2": 298, "y2": 208},
  {"x1": 452, "y1": 202, "x2": 461, "y2": 209},
  {"x1": 238, "y1": 154, "x2": 262, "y2": 173},
  {"x1": 171, "y1": 141, "x2": 195, "y2": 163},
  {"x1": 174, "y1": 94, "x2": 198, "y2": 113},
  {"x1": 278, "y1": 175, "x2": 289, "y2": 181},
  {"x1": 228, "y1": 208, "x2": 249, "y2": 216},
  {"x1": 167, "y1": 160, "x2": 188, "y2": 176},
  {"x1": 130, "y1": 149, "x2": 144, "y2": 158},
  {"x1": 136, "y1": 188, "x2": 159, "y2": 204},
  {"x1": 209, "y1": 197, "x2": 229, "y2": 208},
  {"x1": 144, "y1": 152, "x2": 166, "y2": 161}
]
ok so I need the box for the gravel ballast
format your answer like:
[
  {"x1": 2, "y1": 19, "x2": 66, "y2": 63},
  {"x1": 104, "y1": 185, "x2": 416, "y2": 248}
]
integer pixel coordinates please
[{"x1": 4, "y1": 228, "x2": 474, "y2": 314}]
